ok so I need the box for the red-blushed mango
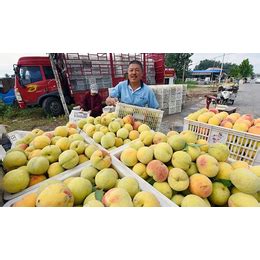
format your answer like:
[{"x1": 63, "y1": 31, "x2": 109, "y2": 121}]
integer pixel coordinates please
[
  {"x1": 220, "y1": 119, "x2": 233, "y2": 129},
  {"x1": 36, "y1": 183, "x2": 74, "y2": 207},
  {"x1": 13, "y1": 192, "x2": 37, "y2": 207},
  {"x1": 133, "y1": 121, "x2": 142, "y2": 131},
  {"x1": 189, "y1": 173, "x2": 212, "y2": 198},
  {"x1": 29, "y1": 175, "x2": 47, "y2": 187},
  {"x1": 146, "y1": 160, "x2": 169, "y2": 182},
  {"x1": 102, "y1": 188, "x2": 133, "y2": 207},
  {"x1": 196, "y1": 154, "x2": 219, "y2": 177},
  {"x1": 254, "y1": 118, "x2": 260, "y2": 125},
  {"x1": 123, "y1": 115, "x2": 135, "y2": 125},
  {"x1": 241, "y1": 114, "x2": 254, "y2": 124},
  {"x1": 153, "y1": 132, "x2": 167, "y2": 144},
  {"x1": 248, "y1": 125, "x2": 260, "y2": 135}
]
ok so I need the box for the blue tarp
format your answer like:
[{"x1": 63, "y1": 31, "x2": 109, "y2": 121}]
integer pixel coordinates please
[{"x1": 0, "y1": 89, "x2": 16, "y2": 105}]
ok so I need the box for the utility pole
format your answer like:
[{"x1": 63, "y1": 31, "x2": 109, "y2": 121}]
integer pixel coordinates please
[
  {"x1": 182, "y1": 63, "x2": 186, "y2": 82},
  {"x1": 219, "y1": 53, "x2": 225, "y2": 84}
]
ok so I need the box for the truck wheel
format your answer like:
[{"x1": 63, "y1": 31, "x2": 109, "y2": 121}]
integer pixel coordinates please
[{"x1": 42, "y1": 97, "x2": 64, "y2": 116}]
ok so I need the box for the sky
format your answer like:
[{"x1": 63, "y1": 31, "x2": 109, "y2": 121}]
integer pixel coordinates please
[{"x1": 1, "y1": 53, "x2": 260, "y2": 77}]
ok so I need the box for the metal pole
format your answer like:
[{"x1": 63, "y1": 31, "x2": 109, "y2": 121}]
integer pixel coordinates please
[
  {"x1": 182, "y1": 64, "x2": 186, "y2": 82},
  {"x1": 49, "y1": 54, "x2": 70, "y2": 118},
  {"x1": 219, "y1": 53, "x2": 225, "y2": 84}
]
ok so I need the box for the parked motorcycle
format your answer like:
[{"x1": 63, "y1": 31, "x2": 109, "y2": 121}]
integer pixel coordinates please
[{"x1": 213, "y1": 84, "x2": 239, "y2": 105}]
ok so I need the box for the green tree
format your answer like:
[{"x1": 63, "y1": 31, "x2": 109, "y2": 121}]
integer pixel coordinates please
[
  {"x1": 194, "y1": 59, "x2": 221, "y2": 70},
  {"x1": 228, "y1": 64, "x2": 240, "y2": 78},
  {"x1": 239, "y1": 59, "x2": 254, "y2": 78},
  {"x1": 165, "y1": 53, "x2": 193, "y2": 79}
]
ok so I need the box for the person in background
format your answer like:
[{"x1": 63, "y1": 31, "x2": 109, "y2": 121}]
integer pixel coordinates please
[
  {"x1": 106, "y1": 60, "x2": 159, "y2": 109},
  {"x1": 80, "y1": 83, "x2": 103, "y2": 117}
]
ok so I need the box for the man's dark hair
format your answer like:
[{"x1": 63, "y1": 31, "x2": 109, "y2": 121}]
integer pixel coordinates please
[{"x1": 128, "y1": 60, "x2": 143, "y2": 71}]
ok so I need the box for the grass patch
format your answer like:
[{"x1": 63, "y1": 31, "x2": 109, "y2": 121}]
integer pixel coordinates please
[{"x1": 0, "y1": 101, "x2": 68, "y2": 132}]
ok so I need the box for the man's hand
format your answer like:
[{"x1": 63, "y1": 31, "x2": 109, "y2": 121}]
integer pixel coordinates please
[{"x1": 106, "y1": 97, "x2": 118, "y2": 106}]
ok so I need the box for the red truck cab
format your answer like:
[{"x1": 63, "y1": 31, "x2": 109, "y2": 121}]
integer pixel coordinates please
[{"x1": 14, "y1": 56, "x2": 68, "y2": 115}]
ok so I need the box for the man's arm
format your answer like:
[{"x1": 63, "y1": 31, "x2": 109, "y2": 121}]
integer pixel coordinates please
[
  {"x1": 105, "y1": 83, "x2": 121, "y2": 106},
  {"x1": 148, "y1": 88, "x2": 159, "y2": 109}
]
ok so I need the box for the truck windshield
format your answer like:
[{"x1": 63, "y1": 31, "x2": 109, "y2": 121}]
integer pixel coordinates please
[{"x1": 19, "y1": 66, "x2": 43, "y2": 85}]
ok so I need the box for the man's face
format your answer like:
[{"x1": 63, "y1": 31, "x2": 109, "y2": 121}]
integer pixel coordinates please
[{"x1": 128, "y1": 63, "x2": 143, "y2": 84}]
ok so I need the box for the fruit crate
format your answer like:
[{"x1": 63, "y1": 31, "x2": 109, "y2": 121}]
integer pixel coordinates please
[
  {"x1": 69, "y1": 109, "x2": 90, "y2": 123},
  {"x1": 7, "y1": 130, "x2": 30, "y2": 146},
  {"x1": 2, "y1": 131, "x2": 94, "y2": 201},
  {"x1": 2, "y1": 160, "x2": 92, "y2": 202},
  {"x1": 115, "y1": 102, "x2": 164, "y2": 131},
  {"x1": 111, "y1": 149, "x2": 178, "y2": 206},
  {"x1": 3, "y1": 155, "x2": 176, "y2": 207},
  {"x1": 183, "y1": 118, "x2": 260, "y2": 166}
]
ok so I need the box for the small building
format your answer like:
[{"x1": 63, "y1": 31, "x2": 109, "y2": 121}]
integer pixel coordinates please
[
  {"x1": 164, "y1": 68, "x2": 176, "y2": 84},
  {"x1": 191, "y1": 67, "x2": 226, "y2": 82}
]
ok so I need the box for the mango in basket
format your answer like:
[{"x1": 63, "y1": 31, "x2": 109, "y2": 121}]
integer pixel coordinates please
[
  {"x1": 2, "y1": 166, "x2": 30, "y2": 193},
  {"x1": 3, "y1": 150, "x2": 27, "y2": 171},
  {"x1": 36, "y1": 183, "x2": 74, "y2": 207},
  {"x1": 13, "y1": 192, "x2": 37, "y2": 207}
]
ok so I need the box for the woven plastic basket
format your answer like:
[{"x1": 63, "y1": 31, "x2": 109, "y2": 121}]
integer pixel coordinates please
[
  {"x1": 183, "y1": 118, "x2": 260, "y2": 165},
  {"x1": 115, "y1": 102, "x2": 164, "y2": 131}
]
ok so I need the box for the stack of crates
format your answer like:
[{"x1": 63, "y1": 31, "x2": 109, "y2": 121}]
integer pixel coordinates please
[
  {"x1": 64, "y1": 53, "x2": 113, "y2": 91},
  {"x1": 150, "y1": 85, "x2": 185, "y2": 115}
]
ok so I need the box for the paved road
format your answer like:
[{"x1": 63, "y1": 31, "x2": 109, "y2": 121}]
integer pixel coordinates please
[
  {"x1": 160, "y1": 82, "x2": 260, "y2": 133},
  {"x1": 233, "y1": 82, "x2": 260, "y2": 118}
]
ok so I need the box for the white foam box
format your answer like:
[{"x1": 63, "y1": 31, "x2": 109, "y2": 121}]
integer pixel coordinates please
[
  {"x1": 69, "y1": 110, "x2": 90, "y2": 123},
  {"x1": 7, "y1": 130, "x2": 30, "y2": 147},
  {"x1": 3, "y1": 160, "x2": 91, "y2": 202},
  {"x1": 2, "y1": 132, "x2": 94, "y2": 201},
  {"x1": 3, "y1": 156, "x2": 176, "y2": 207},
  {"x1": 0, "y1": 145, "x2": 6, "y2": 161},
  {"x1": 111, "y1": 149, "x2": 177, "y2": 207}
]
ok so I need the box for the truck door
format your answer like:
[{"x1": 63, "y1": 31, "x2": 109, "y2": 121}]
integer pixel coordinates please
[
  {"x1": 17, "y1": 65, "x2": 48, "y2": 105},
  {"x1": 42, "y1": 65, "x2": 57, "y2": 92}
]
